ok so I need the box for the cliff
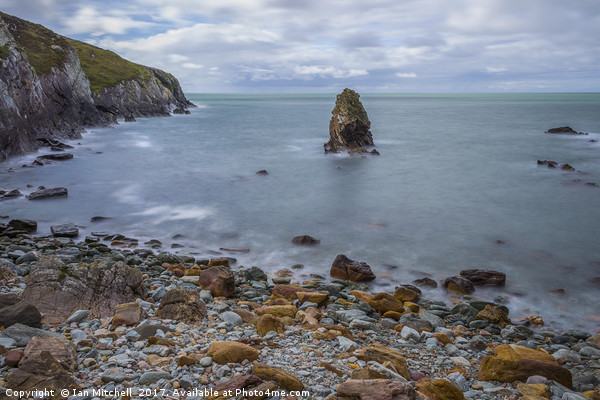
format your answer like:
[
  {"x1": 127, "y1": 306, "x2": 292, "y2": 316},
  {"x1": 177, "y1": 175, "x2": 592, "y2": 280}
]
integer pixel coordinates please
[{"x1": 0, "y1": 12, "x2": 193, "y2": 161}]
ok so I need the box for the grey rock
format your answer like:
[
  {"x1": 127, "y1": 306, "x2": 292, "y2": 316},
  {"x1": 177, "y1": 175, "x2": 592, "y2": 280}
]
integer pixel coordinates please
[
  {"x1": 199, "y1": 356, "x2": 213, "y2": 367},
  {"x1": 420, "y1": 312, "x2": 445, "y2": 329},
  {"x1": 337, "y1": 336, "x2": 358, "y2": 352},
  {"x1": 447, "y1": 372, "x2": 470, "y2": 392},
  {"x1": 27, "y1": 187, "x2": 68, "y2": 200},
  {"x1": 101, "y1": 368, "x2": 127, "y2": 383},
  {"x1": 51, "y1": 223, "x2": 79, "y2": 238},
  {"x1": 579, "y1": 346, "x2": 600, "y2": 357},
  {"x1": 400, "y1": 326, "x2": 420, "y2": 342},
  {"x1": 0, "y1": 337, "x2": 17, "y2": 348},
  {"x1": 0, "y1": 323, "x2": 63, "y2": 346},
  {"x1": 66, "y1": 310, "x2": 91, "y2": 324},
  {"x1": 349, "y1": 319, "x2": 375, "y2": 330},
  {"x1": 220, "y1": 311, "x2": 243, "y2": 327},
  {"x1": 139, "y1": 371, "x2": 171, "y2": 385}
]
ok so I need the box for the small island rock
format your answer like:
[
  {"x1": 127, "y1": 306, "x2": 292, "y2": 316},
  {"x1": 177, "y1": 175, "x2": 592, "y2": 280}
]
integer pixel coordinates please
[{"x1": 324, "y1": 88, "x2": 376, "y2": 154}]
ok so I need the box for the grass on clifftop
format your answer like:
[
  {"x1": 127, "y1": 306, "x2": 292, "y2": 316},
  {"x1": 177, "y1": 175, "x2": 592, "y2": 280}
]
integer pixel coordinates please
[
  {"x1": 0, "y1": 11, "x2": 69, "y2": 75},
  {"x1": 66, "y1": 38, "x2": 151, "y2": 93}
]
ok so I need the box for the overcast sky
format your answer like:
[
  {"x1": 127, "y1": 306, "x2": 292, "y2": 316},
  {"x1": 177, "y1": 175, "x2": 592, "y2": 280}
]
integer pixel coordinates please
[{"x1": 2, "y1": 0, "x2": 599, "y2": 93}]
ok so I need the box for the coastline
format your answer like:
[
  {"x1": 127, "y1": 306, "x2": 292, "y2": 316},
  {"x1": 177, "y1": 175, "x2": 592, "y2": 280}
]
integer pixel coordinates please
[{"x1": 0, "y1": 226, "x2": 599, "y2": 399}]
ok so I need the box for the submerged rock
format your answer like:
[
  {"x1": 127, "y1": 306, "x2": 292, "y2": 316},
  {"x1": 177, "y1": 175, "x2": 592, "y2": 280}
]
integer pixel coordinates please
[
  {"x1": 545, "y1": 126, "x2": 587, "y2": 135},
  {"x1": 324, "y1": 88, "x2": 376, "y2": 154},
  {"x1": 27, "y1": 187, "x2": 68, "y2": 200},
  {"x1": 330, "y1": 254, "x2": 376, "y2": 282}
]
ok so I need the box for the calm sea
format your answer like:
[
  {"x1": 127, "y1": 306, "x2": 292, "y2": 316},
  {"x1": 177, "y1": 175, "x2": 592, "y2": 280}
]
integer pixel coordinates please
[{"x1": 2, "y1": 93, "x2": 599, "y2": 330}]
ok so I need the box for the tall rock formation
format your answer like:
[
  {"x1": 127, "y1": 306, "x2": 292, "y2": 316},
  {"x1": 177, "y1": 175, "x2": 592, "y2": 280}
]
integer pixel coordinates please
[
  {"x1": 0, "y1": 12, "x2": 193, "y2": 161},
  {"x1": 324, "y1": 88, "x2": 377, "y2": 154}
]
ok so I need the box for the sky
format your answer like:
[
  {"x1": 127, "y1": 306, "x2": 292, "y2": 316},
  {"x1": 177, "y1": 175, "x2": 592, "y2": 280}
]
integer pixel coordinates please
[{"x1": 1, "y1": 0, "x2": 600, "y2": 93}]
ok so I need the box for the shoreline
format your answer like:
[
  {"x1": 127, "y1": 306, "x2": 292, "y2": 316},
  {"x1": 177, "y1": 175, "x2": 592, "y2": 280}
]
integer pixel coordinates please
[{"x1": 1, "y1": 227, "x2": 599, "y2": 399}]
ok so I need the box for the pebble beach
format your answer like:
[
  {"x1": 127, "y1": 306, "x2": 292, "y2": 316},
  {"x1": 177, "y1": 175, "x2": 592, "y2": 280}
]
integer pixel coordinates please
[{"x1": 0, "y1": 224, "x2": 599, "y2": 400}]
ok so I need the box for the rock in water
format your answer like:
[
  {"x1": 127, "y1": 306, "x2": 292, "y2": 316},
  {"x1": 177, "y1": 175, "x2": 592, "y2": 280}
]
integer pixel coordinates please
[{"x1": 324, "y1": 88, "x2": 375, "y2": 153}]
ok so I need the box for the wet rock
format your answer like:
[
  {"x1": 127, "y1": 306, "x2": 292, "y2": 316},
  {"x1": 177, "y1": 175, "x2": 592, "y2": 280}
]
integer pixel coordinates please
[
  {"x1": 367, "y1": 292, "x2": 405, "y2": 314},
  {"x1": 198, "y1": 265, "x2": 235, "y2": 297},
  {"x1": 336, "y1": 379, "x2": 416, "y2": 400},
  {"x1": 26, "y1": 186, "x2": 68, "y2": 200},
  {"x1": 442, "y1": 276, "x2": 475, "y2": 294},
  {"x1": 412, "y1": 277, "x2": 438, "y2": 288},
  {"x1": 7, "y1": 219, "x2": 37, "y2": 232},
  {"x1": 476, "y1": 304, "x2": 511, "y2": 328},
  {"x1": 21, "y1": 257, "x2": 146, "y2": 324},
  {"x1": 35, "y1": 153, "x2": 74, "y2": 162},
  {"x1": 256, "y1": 169, "x2": 268, "y2": 175},
  {"x1": 545, "y1": 126, "x2": 587, "y2": 135},
  {"x1": 291, "y1": 235, "x2": 321, "y2": 245},
  {"x1": 393, "y1": 285, "x2": 422, "y2": 302},
  {"x1": 207, "y1": 341, "x2": 259, "y2": 364},
  {"x1": 324, "y1": 88, "x2": 375, "y2": 153},
  {"x1": 460, "y1": 269, "x2": 506, "y2": 286},
  {"x1": 330, "y1": 254, "x2": 376, "y2": 282},
  {"x1": 50, "y1": 223, "x2": 79, "y2": 238},
  {"x1": 156, "y1": 288, "x2": 207, "y2": 325}
]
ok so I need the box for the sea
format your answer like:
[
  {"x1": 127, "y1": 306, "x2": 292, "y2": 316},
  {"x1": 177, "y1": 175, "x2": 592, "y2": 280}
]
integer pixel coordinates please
[{"x1": 1, "y1": 93, "x2": 599, "y2": 331}]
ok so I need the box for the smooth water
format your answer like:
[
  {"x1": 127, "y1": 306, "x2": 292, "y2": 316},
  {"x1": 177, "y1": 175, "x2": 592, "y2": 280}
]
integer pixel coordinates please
[{"x1": 2, "y1": 93, "x2": 600, "y2": 330}]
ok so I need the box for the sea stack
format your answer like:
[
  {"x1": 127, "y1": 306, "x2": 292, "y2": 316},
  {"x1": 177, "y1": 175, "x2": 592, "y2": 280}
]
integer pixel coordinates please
[{"x1": 324, "y1": 88, "x2": 378, "y2": 154}]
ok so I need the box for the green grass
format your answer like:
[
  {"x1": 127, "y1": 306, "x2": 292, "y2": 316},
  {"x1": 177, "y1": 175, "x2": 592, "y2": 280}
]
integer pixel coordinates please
[
  {"x1": 0, "y1": 11, "x2": 69, "y2": 75},
  {"x1": 0, "y1": 44, "x2": 9, "y2": 60},
  {"x1": 66, "y1": 38, "x2": 151, "y2": 93}
]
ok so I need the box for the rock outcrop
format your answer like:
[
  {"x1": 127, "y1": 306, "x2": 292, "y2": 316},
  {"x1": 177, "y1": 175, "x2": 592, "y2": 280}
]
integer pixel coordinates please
[
  {"x1": 324, "y1": 88, "x2": 377, "y2": 154},
  {"x1": 545, "y1": 126, "x2": 587, "y2": 135},
  {"x1": 0, "y1": 12, "x2": 193, "y2": 161},
  {"x1": 20, "y1": 257, "x2": 146, "y2": 324}
]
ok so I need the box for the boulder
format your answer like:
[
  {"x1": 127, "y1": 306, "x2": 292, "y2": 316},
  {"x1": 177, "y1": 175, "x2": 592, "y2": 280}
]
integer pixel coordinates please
[
  {"x1": 478, "y1": 344, "x2": 572, "y2": 388},
  {"x1": 19, "y1": 337, "x2": 77, "y2": 372},
  {"x1": 367, "y1": 292, "x2": 405, "y2": 314},
  {"x1": 296, "y1": 291, "x2": 329, "y2": 306},
  {"x1": 35, "y1": 153, "x2": 74, "y2": 161},
  {"x1": 354, "y1": 344, "x2": 410, "y2": 380},
  {"x1": 393, "y1": 285, "x2": 422, "y2": 302},
  {"x1": 112, "y1": 301, "x2": 145, "y2": 326},
  {"x1": 460, "y1": 269, "x2": 506, "y2": 286},
  {"x1": 324, "y1": 88, "x2": 375, "y2": 153},
  {"x1": 272, "y1": 284, "x2": 308, "y2": 300},
  {"x1": 442, "y1": 276, "x2": 475, "y2": 294},
  {"x1": 156, "y1": 289, "x2": 207, "y2": 325},
  {"x1": 0, "y1": 293, "x2": 42, "y2": 328},
  {"x1": 336, "y1": 379, "x2": 416, "y2": 400},
  {"x1": 0, "y1": 323, "x2": 64, "y2": 347},
  {"x1": 6, "y1": 351, "x2": 78, "y2": 395},
  {"x1": 291, "y1": 235, "x2": 320, "y2": 245},
  {"x1": 255, "y1": 314, "x2": 285, "y2": 336},
  {"x1": 207, "y1": 341, "x2": 259, "y2": 364},
  {"x1": 475, "y1": 304, "x2": 511, "y2": 328},
  {"x1": 198, "y1": 265, "x2": 235, "y2": 297},
  {"x1": 26, "y1": 187, "x2": 68, "y2": 200},
  {"x1": 21, "y1": 257, "x2": 146, "y2": 324},
  {"x1": 330, "y1": 254, "x2": 376, "y2": 282},
  {"x1": 415, "y1": 378, "x2": 466, "y2": 400},
  {"x1": 50, "y1": 223, "x2": 79, "y2": 238},
  {"x1": 252, "y1": 361, "x2": 304, "y2": 391}
]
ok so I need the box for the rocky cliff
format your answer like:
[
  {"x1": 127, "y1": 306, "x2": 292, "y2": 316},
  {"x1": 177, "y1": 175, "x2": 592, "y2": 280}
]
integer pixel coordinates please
[
  {"x1": 324, "y1": 88, "x2": 376, "y2": 154},
  {"x1": 0, "y1": 12, "x2": 193, "y2": 161}
]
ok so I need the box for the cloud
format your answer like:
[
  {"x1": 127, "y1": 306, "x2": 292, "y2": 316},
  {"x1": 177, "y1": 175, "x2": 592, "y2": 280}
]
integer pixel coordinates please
[{"x1": 2, "y1": 0, "x2": 600, "y2": 92}]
